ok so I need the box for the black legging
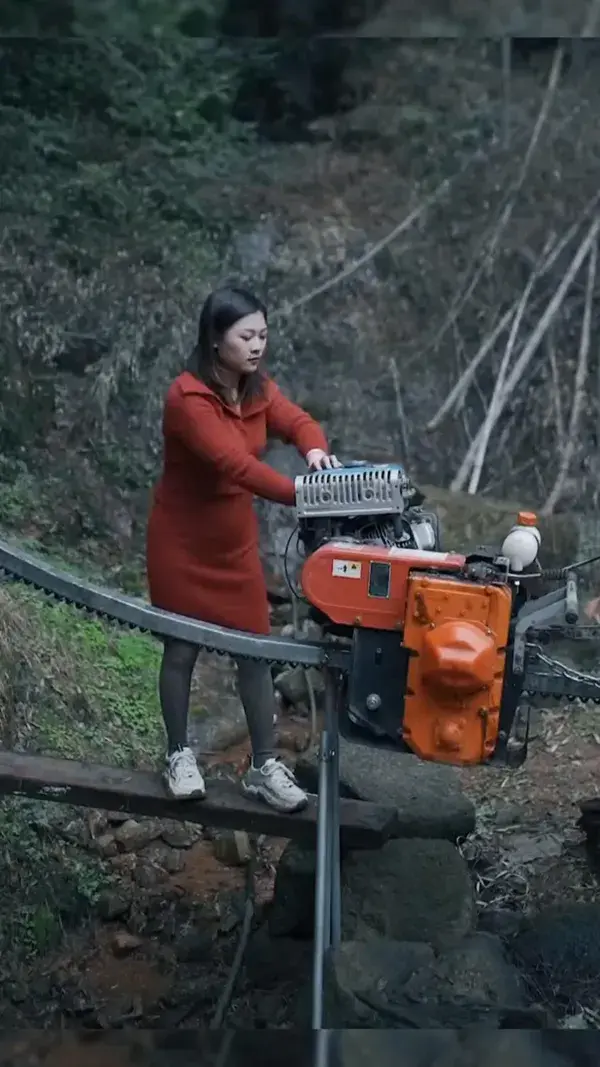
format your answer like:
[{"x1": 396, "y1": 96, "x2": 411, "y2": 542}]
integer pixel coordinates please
[{"x1": 159, "y1": 638, "x2": 278, "y2": 766}]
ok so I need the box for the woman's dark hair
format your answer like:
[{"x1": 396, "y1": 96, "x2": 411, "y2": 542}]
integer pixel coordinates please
[{"x1": 187, "y1": 286, "x2": 268, "y2": 404}]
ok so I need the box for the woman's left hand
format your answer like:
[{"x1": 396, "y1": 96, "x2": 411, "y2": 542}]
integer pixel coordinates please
[{"x1": 306, "y1": 449, "x2": 342, "y2": 471}]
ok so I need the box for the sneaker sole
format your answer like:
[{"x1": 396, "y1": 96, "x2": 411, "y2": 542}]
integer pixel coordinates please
[
  {"x1": 241, "y1": 780, "x2": 308, "y2": 814},
  {"x1": 163, "y1": 777, "x2": 206, "y2": 801}
]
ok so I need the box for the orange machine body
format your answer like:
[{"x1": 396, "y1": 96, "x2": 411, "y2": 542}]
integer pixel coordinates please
[
  {"x1": 300, "y1": 541, "x2": 466, "y2": 630},
  {"x1": 403, "y1": 574, "x2": 513, "y2": 765},
  {"x1": 300, "y1": 541, "x2": 514, "y2": 767}
]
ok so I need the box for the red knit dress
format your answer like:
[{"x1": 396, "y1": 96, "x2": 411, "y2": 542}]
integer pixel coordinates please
[{"x1": 146, "y1": 371, "x2": 328, "y2": 635}]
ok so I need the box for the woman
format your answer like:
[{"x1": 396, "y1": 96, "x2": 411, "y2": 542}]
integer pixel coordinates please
[{"x1": 147, "y1": 286, "x2": 340, "y2": 813}]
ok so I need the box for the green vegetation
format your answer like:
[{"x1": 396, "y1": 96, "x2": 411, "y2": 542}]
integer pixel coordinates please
[
  {"x1": 0, "y1": 577, "x2": 165, "y2": 964},
  {"x1": 0, "y1": 796, "x2": 110, "y2": 963},
  {"x1": 0, "y1": 582, "x2": 163, "y2": 767},
  {"x1": 30, "y1": 600, "x2": 162, "y2": 766},
  {"x1": 0, "y1": 30, "x2": 265, "y2": 570}
]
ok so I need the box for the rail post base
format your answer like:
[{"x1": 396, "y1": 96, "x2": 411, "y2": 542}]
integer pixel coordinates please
[{"x1": 311, "y1": 666, "x2": 341, "y2": 1032}]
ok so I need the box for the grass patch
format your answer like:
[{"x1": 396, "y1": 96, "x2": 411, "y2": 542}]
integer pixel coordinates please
[{"x1": 0, "y1": 581, "x2": 163, "y2": 768}]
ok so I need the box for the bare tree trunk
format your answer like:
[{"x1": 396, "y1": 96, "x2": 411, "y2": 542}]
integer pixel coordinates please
[
  {"x1": 451, "y1": 215, "x2": 600, "y2": 492},
  {"x1": 541, "y1": 234, "x2": 598, "y2": 514}
]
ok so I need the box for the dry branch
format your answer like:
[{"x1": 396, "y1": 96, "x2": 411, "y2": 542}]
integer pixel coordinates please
[
  {"x1": 502, "y1": 38, "x2": 512, "y2": 149},
  {"x1": 541, "y1": 234, "x2": 598, "y2": 515},
  {"x1": 389, "y1": 357, "x2": 410, "y2": 457},
  {"x1": 546, "y1": 327, "x2": 565, "y2": 449},
  {"x1": 450, "y1": 214, "x2": 600, "y2": 493},
  {"x1": 425, "y1": 308, "x2": 516, "y2": 432},
  {"x1": 426, "y1": 195, "x2": 600, "y2": 433},
  {"x1": 467, "y1": 235, "x2": 555, "y2": 495},
  {"x1": 419, "y1": 42, "x2": 564, "y2": 368},
  {"x1": 271, "y1": 139, "x2": 493, "y2": 320}
]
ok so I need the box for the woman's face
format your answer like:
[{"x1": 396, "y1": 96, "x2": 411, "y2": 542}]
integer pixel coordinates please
[{"x1": 218, "y1": 312, "x2": 268, "y2": 376}]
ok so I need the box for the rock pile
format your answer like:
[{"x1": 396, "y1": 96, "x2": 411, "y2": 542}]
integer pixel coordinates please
[
  {"x1": 259, "y1": 827, "x2": 548, "y2": 1030},
  {"x1": 245, "y1": 741, "x2": 557, "y2": 1036}
]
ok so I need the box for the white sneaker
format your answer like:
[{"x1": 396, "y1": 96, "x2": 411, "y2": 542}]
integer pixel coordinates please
[
  {"x1": 241, "y1": 758, "x2": 308, "y2": 813},
  {"x1": 163, "y1": 747, "x2": 206, "y2": 800}
]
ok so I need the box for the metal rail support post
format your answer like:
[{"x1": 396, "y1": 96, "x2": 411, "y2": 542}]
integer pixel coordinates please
[
  {"x1": 313, "y1": 1028, "x2": 333, "y2": 1067},
  {"x1": 311, "y1": 666, "x2": 342, "y2": 1032}
]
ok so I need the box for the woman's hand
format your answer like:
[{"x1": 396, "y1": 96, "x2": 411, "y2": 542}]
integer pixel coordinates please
[{"x1": 306, "y1": 449, "x2": 342, "y2": 471}]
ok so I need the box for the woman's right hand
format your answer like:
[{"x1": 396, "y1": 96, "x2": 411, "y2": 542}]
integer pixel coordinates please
[{"x1": 306, "y1": 449, "x2": 342, "y2": 471}]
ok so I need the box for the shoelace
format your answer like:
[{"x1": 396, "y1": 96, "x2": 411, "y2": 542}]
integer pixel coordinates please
[
  {"x1": 264, "y1": 759, "x2": 298, "y2": 790},
  {"x1": 170, "y1": 750, "x2": 198, "y2": 779}
]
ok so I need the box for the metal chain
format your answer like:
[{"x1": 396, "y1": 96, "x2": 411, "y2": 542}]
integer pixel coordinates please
[
  {"x1": 522, "y1": 623, "x2": 600, "y2": 701},
  {"x1": 527, "y1": 646, "x2": 600, "y2": 685},
  {"x1": 523, "y1": 642, "x2": 600, "y2": 704}
]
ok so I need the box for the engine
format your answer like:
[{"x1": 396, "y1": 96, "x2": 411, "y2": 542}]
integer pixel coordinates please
[
  {"x1": 293, "y1": 463, "x2": 541, "y2": 768},
  {"x1": 295, "y1": 461, "x2": 441, "y2": 555}
]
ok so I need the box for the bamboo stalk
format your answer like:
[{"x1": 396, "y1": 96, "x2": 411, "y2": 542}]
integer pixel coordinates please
[
  {"x1": 450, "y1": 215, "x2": 600, "y2": 492},
  {"x1": 541, "y1": 234, "x2": 597, "y2": 514}
]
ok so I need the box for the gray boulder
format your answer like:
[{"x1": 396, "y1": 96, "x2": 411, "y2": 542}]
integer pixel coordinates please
[
  {"x1": 268, "y1": 837, "x2": 475, "y2": 947},
  {"x1": 295, "y1": 738, "x2": 475, "y2": 842},
  {"x1": 244, "y1": 922, "x2": 312, "y2": 990},
  {"x1": 268, "y1": 841, "x2": 317, "y2": 938},
  {"x1": 325, "y1": 932, "x2": 529, "y2": 1028},
  {"x1": 342, "y1": 837, "x2": 475, "y2": 949}
]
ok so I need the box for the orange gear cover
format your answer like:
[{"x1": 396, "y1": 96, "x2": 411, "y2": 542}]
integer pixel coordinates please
[{"x1": 402, "y1": 575, "x2": 513, "y2": 765}]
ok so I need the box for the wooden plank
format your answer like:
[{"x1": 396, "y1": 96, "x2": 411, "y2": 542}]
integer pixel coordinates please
[{"x1": 0, "y1": 750, "x2": 399, "y2": 849}]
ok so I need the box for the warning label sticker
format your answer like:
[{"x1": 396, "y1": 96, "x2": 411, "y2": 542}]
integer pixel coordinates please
[{"x1": 332, "y1": 559, "x2": 362, "y2": 579}]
